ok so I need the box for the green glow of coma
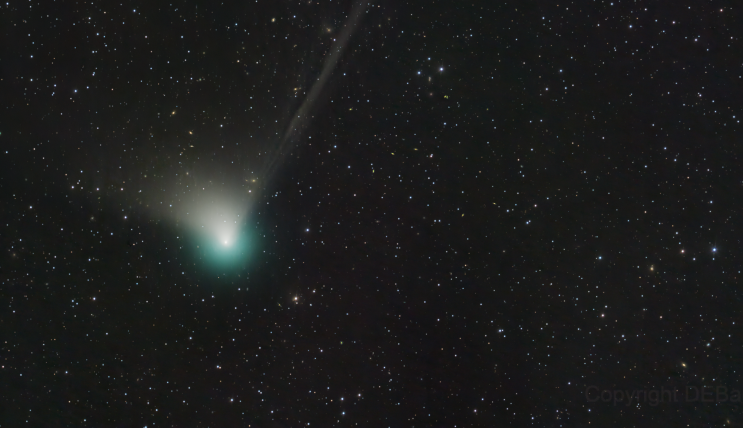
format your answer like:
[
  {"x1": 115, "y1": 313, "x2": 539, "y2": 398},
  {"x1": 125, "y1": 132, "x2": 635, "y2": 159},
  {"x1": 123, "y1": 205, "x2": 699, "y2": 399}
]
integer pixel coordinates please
[{"x1": 197, "y1": 225, "x2": 256, "y2": 270}]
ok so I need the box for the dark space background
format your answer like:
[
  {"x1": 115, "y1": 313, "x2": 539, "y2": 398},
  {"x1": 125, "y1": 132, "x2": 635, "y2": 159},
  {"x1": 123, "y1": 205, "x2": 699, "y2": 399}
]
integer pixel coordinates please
[{"x1": 2, "y1": 0, "x2": 743, "y2": 426}]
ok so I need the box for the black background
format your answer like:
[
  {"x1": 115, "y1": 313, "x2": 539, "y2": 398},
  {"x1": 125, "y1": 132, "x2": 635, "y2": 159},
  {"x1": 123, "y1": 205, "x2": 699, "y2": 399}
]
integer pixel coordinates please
[{"x1": 2, "y1": 0, "x2": 742, "y2": 426}]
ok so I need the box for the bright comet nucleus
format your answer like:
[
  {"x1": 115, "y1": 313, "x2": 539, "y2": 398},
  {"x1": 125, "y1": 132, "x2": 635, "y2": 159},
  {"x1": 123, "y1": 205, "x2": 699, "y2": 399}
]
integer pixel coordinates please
[
  {"x1": 176, "y1": 186, "x2": 257, "y2": 270},
  {"x1": 131, "y1": 161, "x2": 262, "y2": 274}
]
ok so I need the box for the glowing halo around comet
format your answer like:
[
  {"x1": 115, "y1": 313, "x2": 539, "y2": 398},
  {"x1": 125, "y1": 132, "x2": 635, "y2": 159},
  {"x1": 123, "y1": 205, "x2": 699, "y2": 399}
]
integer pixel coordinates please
[
  {"x1": 198, "y1": 224, "x2": 253, "y2": 270},
  {"x1": 119, "y1": 0, "x2": 369, "y2": 277},
  {"x1": 178, "y1": 191, "x2": 257, "y2": 271}
]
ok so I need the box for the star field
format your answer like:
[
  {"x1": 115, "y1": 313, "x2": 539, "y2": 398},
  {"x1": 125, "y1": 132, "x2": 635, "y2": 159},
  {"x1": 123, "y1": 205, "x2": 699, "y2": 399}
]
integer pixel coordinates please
[{"x1": 2, "y1": 0, "x2": 743, "y2": 426}]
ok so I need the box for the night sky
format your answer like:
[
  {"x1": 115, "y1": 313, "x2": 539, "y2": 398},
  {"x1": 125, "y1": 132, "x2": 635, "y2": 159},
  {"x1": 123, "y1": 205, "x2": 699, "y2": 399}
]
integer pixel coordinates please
[{"x1": 2, "y1": 0, "x2": 743, "y2": 426}]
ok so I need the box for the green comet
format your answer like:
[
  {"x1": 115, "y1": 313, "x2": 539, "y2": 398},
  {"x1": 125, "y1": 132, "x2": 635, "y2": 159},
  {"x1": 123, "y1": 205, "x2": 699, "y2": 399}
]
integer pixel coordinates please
[
  {"x1": 198, "y1": 224, "x2": 255, "y2": 270},
  {"x1": 175, "y1": 194, "x2": 260, "y2": 275}
]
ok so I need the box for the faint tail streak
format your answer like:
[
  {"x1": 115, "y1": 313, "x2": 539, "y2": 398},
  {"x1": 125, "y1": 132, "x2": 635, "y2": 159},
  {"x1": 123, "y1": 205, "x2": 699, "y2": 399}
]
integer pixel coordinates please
[{"x1": 262, "y1": 0, "x2": 368, "y2": 182}]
